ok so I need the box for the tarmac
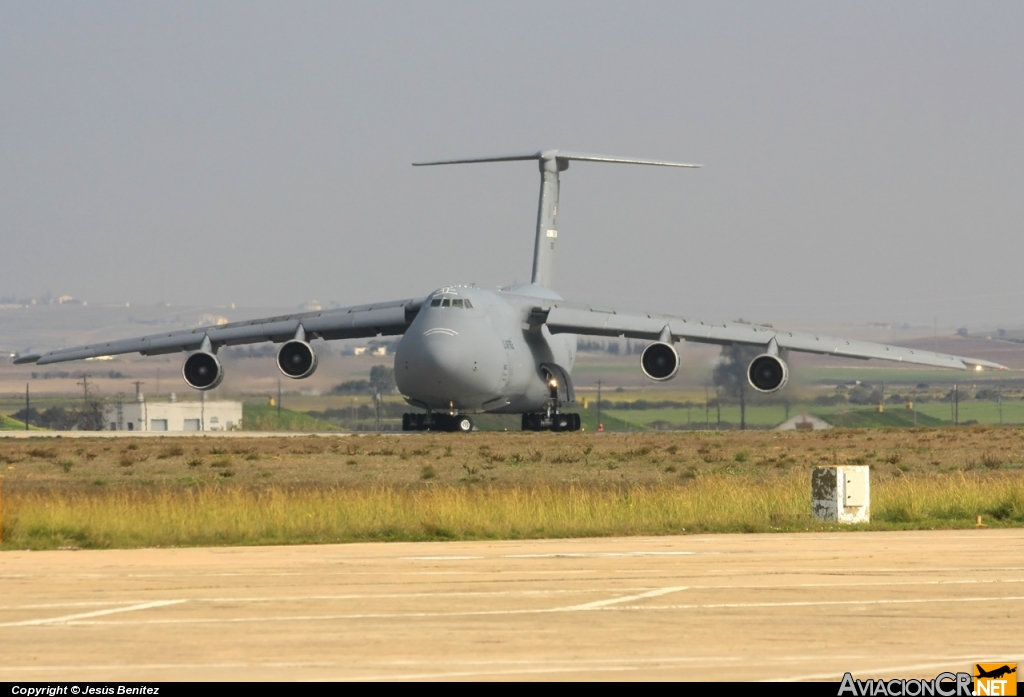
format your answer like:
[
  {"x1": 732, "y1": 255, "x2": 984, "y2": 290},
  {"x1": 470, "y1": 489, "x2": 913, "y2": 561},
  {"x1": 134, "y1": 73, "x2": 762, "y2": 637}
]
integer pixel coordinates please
[
  {"x1": 0, "y1": 430, "x2": 354, "y2": 438},
  {"x1": 1, "y1": 530, "x2": 1022, "y2": 682}
]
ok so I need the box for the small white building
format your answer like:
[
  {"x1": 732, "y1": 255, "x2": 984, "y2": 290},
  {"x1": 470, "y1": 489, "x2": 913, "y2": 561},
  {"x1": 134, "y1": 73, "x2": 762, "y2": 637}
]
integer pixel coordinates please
[
  {"x1": 104, "y1": 394, "x2": 242, "y2": 432},
  {"x1": 775, "y1": 413, "x2": 833, "y2": 431}
]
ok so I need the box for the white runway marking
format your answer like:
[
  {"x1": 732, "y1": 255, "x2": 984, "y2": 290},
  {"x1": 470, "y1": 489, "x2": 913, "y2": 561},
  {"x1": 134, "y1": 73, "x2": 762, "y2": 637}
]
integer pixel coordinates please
[
  {"x1": 503, "y1": 551, "x2": 701, "y2": 558},
  {"x1": 0, "y1": 587, "x2": 662, "y2": 611},
  {"x1": 559, "y1": 586, "x2": 689, "y2": 611},
  {"x1": 768, "y1": 657, "x2": 1018, "y2": 682},
  {"x1": 0, "y1": 600, "x2": 163, "y2": 610},
  {"x1": 349, "y1": 665, "x2": 639, "y2": 680},
  {"x1": 51, "y1": 586, "x2": 690, "y2": 626},
  {"x1": 6, "y1": 579, "x2": 1023, "y2": 613},
  {"x1": 616, "y1": 595, "x2": 1024, "y2": 611},
  {"x1": 0, "y1": 599, "x2": 185, "y2": 627},
  {"x1": 401, "y1": 556, "x2": 484, "y2": 560},
  {"x1": 0, "y1": 661, "x2": 341, "y2": 673},
  {"x1": 10, "y1": 590, "x2": 1024, "y2": 628}
]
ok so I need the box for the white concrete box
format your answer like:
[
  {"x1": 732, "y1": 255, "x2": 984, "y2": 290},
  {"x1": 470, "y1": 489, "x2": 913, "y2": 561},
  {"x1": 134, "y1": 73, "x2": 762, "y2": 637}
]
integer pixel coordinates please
[{"x1": 811, "y1": 466, "x2": 870, "y2": 524}]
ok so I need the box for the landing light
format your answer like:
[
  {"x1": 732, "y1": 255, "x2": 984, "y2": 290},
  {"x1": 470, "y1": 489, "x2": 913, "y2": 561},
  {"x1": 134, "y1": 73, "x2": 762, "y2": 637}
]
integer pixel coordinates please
[
  {"x1": 975, "y1": 365, "x2": 984, "y2": 372},
  {"x1": 548, "y1": 378, "x2": 558, "y2": 388}
]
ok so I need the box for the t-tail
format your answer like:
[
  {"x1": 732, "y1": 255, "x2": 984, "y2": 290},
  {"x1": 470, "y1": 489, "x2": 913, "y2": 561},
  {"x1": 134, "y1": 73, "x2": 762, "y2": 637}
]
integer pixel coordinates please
[{"x1": 413, "y1": 150, "x2": 700, "y2": 289}]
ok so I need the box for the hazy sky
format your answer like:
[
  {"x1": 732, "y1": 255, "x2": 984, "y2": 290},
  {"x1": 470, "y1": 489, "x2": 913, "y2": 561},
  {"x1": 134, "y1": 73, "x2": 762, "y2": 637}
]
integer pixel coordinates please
[{"x1": 2, "y1": 2, "x2": 1021, "y2": 329}]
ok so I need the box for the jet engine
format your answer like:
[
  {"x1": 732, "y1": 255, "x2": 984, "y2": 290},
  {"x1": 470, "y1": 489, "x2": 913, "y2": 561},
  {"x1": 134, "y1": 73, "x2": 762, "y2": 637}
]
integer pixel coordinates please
[
  {"x1": 640, "y1": 341, "x2": 680, "y2": 381},
  {"x1": 277, "y1": 340, "x2": 318, "y2": 379},
  {"x1": 747, "y1": 354, "x2": 788, "y2": 393},
  {"x1": 182, "y1": 351, "x2": 224, "y2": 390}
]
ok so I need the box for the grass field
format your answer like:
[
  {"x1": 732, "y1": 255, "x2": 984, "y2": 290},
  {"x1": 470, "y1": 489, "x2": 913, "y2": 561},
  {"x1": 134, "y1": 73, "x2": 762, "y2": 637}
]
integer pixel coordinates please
[
  {"x1": 242, "y1": 403, "x2": 340, "y2": 431},
  {"x1": 2, "y1": 428, "x2": 1023, "y2": 549}
]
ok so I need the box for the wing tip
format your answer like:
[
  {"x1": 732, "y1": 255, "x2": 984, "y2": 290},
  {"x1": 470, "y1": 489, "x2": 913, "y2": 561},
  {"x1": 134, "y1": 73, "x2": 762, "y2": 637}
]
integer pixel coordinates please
[{"x1": 12, "y1": 354, "x2": 41, "y2": 365}]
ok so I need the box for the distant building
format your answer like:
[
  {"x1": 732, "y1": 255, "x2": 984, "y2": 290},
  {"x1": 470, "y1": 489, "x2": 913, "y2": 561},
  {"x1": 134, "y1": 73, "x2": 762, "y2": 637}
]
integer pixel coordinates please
[
  {"x1": 775, "y1": 413, "x2": 832, "y2": 431},
  {"x1": 103, "y1": 393, "x2": 242, "y2": 432}
]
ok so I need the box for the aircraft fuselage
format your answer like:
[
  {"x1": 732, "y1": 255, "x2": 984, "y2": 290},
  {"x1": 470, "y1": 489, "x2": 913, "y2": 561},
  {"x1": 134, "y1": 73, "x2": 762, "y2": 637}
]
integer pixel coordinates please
[{"x1": 394, "y1": 284, "x2": 576, "y2": 413}]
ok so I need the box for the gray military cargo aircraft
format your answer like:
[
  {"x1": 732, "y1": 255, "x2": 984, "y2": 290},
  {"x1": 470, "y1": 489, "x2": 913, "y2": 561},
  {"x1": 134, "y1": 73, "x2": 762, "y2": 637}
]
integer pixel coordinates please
[{"x1": 13, "y1": 150, "x2": 1007, "y2": 432}]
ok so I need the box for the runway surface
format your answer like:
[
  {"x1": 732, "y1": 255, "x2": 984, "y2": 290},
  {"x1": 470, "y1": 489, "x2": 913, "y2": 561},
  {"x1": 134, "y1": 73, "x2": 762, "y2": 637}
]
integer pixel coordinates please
[{"x1": 1, "y1": 530, "x2": 1022, "y2": 681}]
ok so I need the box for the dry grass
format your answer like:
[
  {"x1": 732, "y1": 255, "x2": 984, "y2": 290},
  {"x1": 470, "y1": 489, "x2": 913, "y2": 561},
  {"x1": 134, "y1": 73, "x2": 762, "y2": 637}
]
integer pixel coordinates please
[
  {"x1": 2, "y1": 427, "x2": 1024, "y2": 491},
  {"x1": 2, "y1": 428, "x2": 1024, "y2": 549}
]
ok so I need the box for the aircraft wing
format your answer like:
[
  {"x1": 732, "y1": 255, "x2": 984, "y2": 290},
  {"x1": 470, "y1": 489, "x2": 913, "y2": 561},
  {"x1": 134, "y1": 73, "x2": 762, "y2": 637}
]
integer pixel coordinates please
[
  {"x1": 539, "y1": 301, "x2": 1007, "y2": 371},
  {"x1": 13, "y1": 297, "x2": 425, "y2": 366}
]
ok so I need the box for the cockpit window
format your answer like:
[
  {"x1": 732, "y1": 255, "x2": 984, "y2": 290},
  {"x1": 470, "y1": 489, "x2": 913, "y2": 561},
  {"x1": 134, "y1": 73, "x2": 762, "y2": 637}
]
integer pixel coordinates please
[
  {"x1": 452, "y1": 299, "x2": 464, "y2": 308},
  {"x1": 441, "y1": 298, "x2": 451, "y2": 307},
  {"x1": 430, "y1": 299, "x2": 441, "y2": 307},
  {"x1": 464, "y1": 299, "x2": 473, "y2": 308}
]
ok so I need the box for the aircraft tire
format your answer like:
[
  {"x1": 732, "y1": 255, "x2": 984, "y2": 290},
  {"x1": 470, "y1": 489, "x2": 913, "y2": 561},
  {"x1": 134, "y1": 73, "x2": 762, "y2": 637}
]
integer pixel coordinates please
[
  {"x1": 402, "y1": 414, "x2": 411, "y2": 431},
  {"x1": 571, "y1": 413, "x2": 581, "y2": 431},
  {"x1": 455, "y1": 415, "x2": 473, "y2": 433}
]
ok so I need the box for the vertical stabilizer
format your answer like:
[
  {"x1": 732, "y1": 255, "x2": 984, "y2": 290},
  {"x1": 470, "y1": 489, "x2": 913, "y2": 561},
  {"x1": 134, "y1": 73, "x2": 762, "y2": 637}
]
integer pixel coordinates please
[
  {"x1": 413, "y1": 150, "x2": 700, "y2": 290},
  {"x1": 532, "y1": 152, "x2": 566, "y2": 288}
]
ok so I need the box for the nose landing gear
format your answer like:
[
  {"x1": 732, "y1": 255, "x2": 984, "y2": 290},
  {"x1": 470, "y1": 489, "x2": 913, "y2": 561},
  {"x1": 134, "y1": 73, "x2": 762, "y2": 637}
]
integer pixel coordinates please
[
  {"x1": 520, "y1": 412, "x2": 581, "y2": 432},
  {"x1": 402, "y1": 412, "x2": 474, "y2": 432}
]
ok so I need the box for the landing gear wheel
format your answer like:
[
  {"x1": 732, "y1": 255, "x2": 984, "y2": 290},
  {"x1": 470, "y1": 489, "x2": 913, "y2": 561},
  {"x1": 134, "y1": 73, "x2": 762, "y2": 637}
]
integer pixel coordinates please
[
  {"x1": 571, "y1": 413, "x2": 581, "y2": 431},
  {"x1": 402, "y1": 414, "x2": 411, "y2": 431},
  {"x1": 455, "y1": 415, "x2": 473, "y2": 433}
]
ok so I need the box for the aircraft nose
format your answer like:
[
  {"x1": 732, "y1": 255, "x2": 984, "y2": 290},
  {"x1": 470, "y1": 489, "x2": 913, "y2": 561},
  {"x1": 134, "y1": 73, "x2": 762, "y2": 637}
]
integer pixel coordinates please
[
  {"x1": 396, "y1": 328, "x2": 503, "y2": 406},
  {"x1": 419, "y1": 333, "x2": 466, "y2": 379}
]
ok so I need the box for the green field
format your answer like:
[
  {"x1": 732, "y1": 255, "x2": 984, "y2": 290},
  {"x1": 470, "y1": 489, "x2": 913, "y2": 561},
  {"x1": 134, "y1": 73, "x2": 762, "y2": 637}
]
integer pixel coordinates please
[
  {"x1": 0, "y1": 414, "x2": 45, "y2": 431},
  {"x1": 242, "y1": 403, "x2": 340, "y2": 431},
  {"x1": 597, "y1": 400, "x2": 1024, "y2": 430}
]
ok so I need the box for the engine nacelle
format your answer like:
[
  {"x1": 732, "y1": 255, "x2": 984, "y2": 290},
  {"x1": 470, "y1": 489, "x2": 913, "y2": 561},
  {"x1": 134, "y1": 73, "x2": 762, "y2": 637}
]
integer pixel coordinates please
[
  {"x1": 277, "y1": 340, "x2": 318, "y2": 379},
  {"x1": 640, "y1": 341, "x2": 680, "y2": 381},
  {"x1": 182, "y1": 351, "x2": 224, "y2": 390},
  {"x1": 747, "y1": 354, "x2": 789, "y2": 393}
]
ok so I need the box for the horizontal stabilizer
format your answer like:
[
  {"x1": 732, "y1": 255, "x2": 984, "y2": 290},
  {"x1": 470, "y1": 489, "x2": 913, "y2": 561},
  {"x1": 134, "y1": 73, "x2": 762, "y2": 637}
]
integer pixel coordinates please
[
  {"x1": 413, "y1": 148, "x2": 700, "y2": 288},
  {"x1": 413, "y1": 149, "x2": 700, "y2": 168}
]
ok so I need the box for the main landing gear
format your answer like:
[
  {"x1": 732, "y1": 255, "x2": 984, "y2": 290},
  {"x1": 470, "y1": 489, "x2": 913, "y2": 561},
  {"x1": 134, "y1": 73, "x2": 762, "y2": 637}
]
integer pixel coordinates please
[
  {"x1": 521, "y1": 370, "x2": 581, "y2": 432},
  {"x1": 521, "y1": 412, "x2": 581, "y2": 432},
  {"x1": 402, "y1": 413, "x2": 474, "y2": 433}
]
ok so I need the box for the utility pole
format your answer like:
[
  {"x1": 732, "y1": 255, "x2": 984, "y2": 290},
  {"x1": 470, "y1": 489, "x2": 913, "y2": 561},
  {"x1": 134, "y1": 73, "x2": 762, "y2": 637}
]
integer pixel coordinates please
[
  {"x1": 25, "y1": 383, "x2": 29, "y2": 431},
  {"x1": 705, "y1": 386, "x2": 710, "y2": 430},
  {"x1": 954, "y1": 383, "x2": 959, "y2": 426},
  {"x1": 75, "y1": 375, "x2": 93, "y2": 432},
  {"x1": 277, "y1": 377, "x2": 282, "y2": 426},
  {"x1": 374, "y1": 386, "x2": 381, "y2": 431},
  {"x1": 715, "y1": 386, "x2": 721, "y2": 431},
  {"x1": 998, "y1": 384, "x2": 1003, "y2": 425},
  {"x1": 596, "y1": 380, "x2": 602, "y2": 430}
]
